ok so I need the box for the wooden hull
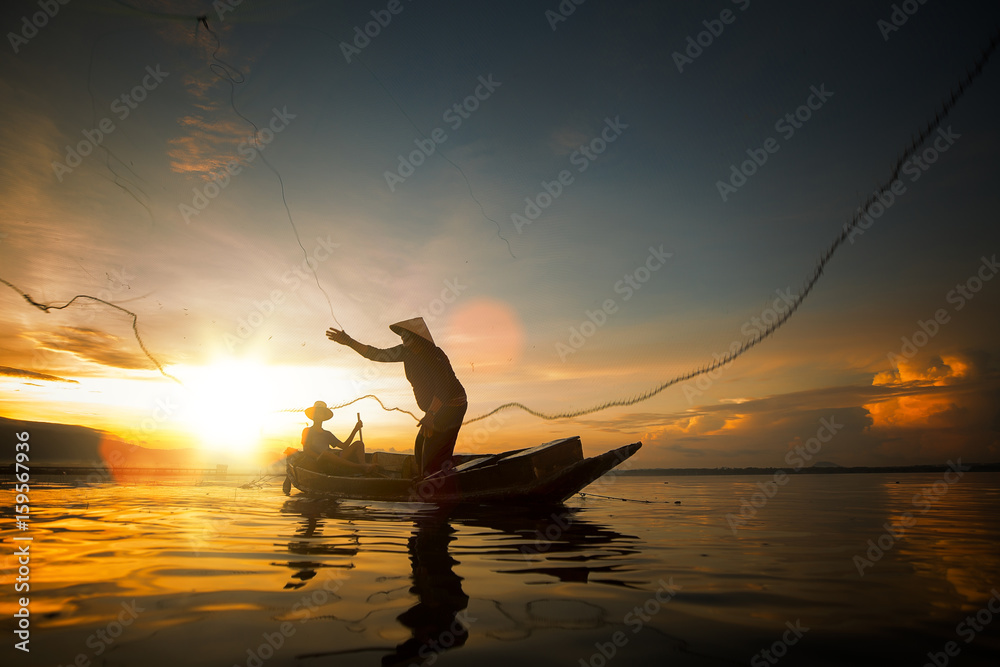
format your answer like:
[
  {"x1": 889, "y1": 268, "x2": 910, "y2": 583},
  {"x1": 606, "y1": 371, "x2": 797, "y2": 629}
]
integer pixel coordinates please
[{"x1": 285, "y1": 437, "x2": 641, "y2": 505}]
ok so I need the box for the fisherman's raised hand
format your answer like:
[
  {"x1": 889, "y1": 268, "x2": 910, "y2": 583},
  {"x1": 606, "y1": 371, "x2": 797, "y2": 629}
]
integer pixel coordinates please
[{"x1": 326, "y1": 328, "x2": 351, "y2": 345}]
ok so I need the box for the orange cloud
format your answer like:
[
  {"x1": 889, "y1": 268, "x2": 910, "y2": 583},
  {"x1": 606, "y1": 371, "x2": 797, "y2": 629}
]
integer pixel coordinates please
[
  {"x1": 150, "y1": 15, "x2": 260, "y2": 179},
  {"x1": 867, "y1": 353, "x2": 981, "y2": 429},
  {"x1": 27, "y1": 327, "x2": 158, "y2": 371},
  {"x1": 866, "y1": 394, "x2": 962, "y2": 430},
  {"x1": 586, "y1": 348, "x2": 997, "y2": 468},
  {"x1": 0, "y1": 366, "x2": 78, "y2": 383},
  {"x1": 873, "y1": 354, "x2": 972, "y2": 387}
]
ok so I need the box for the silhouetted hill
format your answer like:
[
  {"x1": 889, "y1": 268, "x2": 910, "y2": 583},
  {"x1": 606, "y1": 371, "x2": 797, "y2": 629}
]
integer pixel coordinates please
[{"x1": 1, "y1": 416, "x2": 204, "y2": 468}]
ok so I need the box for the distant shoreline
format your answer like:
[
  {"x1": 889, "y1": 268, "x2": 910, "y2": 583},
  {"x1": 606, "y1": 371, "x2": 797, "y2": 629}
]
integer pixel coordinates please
[
  {"x1": 617, "y1": 463, "x2": 1000, "y2": 477},
  {"x1": 5, "y1": 462, "x2": 1000, "y2": 479},
  {"x1": 0, "y1": 466, "x2": 269, "y2": 478}
]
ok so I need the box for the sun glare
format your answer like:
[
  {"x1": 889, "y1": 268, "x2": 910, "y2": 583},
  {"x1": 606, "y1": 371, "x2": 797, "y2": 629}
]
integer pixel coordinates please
[{"x1": 177, "y1": 360, "x2": 277, "y2": 454}]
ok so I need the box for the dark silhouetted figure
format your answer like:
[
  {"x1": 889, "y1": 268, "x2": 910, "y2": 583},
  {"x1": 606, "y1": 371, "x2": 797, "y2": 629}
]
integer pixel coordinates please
[
  {"x1": 382, "y1": 517, "x2": 470, "y2": 666},
  {"x1": 301, "y1": 400, "x2": 375, "y2": 475},
  {"x1": 326, "y1": 318, "x2": 467, "y2": 478}
]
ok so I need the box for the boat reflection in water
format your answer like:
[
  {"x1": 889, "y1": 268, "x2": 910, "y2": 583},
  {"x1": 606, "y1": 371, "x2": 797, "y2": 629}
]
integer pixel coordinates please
[
  {"x1": 277, "y1": 498, "x2": 642, "y2": 663},
  {"x1": 278, "y1": 498, "x2": 360, "y2": 591}
]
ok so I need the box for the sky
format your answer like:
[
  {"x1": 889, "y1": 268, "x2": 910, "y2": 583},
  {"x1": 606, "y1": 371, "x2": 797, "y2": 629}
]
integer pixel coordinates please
[{"x1": 1, "y1": 0, "x2": 999, "y2": 469}]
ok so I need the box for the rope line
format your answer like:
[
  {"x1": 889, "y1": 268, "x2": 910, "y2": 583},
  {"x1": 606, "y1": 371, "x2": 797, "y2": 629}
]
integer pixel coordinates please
[
  {"x1": 281, "y1": 27, "x2": 999, "y2": 427},
  {"x1": 459, "y1": 27, "x2": 1000, "y2": 426},
  {"x1": 277, "y1": 394, "x2": 419, "y2": 421},
  {"x1": 578, "y1": 492, "x2": 673, "y2": 504},
  {"x1": 5, "y1": 11, "x2": 994, "y2": 431},
  {"x1": 0, "y1": 278, "x2": 181, "y2": 385},
  {"x1": 199, "y1": 17, "x2": 342, "y2": 328},
  {"x1": 350, "y1": 50, "x2": 516, "y2": 260},
  {"x1": 85, "y1": 27, "x2": 156, "y2": 225}
]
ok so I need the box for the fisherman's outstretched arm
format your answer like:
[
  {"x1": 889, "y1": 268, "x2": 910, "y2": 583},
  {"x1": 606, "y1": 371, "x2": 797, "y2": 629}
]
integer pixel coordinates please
[{"x1": 326, "y1": 328, "x2": 404, "y2": 362}]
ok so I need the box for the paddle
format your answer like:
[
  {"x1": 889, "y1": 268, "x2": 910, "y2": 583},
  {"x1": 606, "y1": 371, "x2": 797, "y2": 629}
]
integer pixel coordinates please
[{"x1": 358, "y1": 412, "x2": 370, "y2": 474}]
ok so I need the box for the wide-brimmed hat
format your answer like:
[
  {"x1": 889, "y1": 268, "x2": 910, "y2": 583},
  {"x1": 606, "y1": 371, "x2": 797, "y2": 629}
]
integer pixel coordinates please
[
  {"x1": 305, "y1": 400, "x2": 333, "y2": 422},
  {"x1": 389, "y1": 317, "x2": 434, "y2": 345}
]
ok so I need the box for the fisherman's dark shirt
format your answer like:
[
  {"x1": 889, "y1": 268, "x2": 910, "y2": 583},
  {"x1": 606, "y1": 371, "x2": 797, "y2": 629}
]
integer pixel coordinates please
[{"x1": 357, "y1": 343, "x2": 466, "y2": 412}]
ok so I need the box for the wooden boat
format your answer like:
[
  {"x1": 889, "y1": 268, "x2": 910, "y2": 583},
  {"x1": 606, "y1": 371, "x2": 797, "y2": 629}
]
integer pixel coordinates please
[{"x1": 284, "y1": 436, "x2": 641, "y2": 505}]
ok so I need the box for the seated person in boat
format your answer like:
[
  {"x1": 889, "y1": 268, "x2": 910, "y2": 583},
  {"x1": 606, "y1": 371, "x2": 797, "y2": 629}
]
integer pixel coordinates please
[{"x1": 301, "y1": 401, "x2": 377, "y2": 475}]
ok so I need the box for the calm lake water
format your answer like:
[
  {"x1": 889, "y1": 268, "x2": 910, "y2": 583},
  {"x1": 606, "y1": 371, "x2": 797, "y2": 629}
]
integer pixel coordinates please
[{"x1": 4, "y1": 473, "x2": 1000, "y2": 666}]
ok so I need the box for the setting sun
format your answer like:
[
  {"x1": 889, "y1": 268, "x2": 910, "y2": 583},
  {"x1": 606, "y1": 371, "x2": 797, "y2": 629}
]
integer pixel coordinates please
[{"x1": 174, "y1": 360, "x2": 278, "y2": 454}]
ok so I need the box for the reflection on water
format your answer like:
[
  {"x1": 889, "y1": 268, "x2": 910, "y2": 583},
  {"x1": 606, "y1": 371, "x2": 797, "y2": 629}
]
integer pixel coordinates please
[
  {"x1": 278, "y1": 499, "x2": 359, "y2": 590},
  {"x1": 382, "y1": 516, "x2": 469, "y2": 666},
  {"x1": 274, "y1": 498, "x2": 643, "y2": 665},
  {"x1": 3, "y1": 475, "x2": 1000, "y2": 666}
]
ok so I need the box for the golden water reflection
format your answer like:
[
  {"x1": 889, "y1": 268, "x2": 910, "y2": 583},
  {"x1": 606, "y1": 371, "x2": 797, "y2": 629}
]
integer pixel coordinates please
[
  {"x1": 3, "y1": 475, "x2": 999, "y2": 666},
  {"x1": 274, "y1": 498, "x2": 642, "y2": 664}
]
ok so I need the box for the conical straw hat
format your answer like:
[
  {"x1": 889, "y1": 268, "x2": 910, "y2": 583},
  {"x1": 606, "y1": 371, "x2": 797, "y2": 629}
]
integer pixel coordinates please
[{"x1": 389, "y1": 317, "x2": 434, "y2": 345}]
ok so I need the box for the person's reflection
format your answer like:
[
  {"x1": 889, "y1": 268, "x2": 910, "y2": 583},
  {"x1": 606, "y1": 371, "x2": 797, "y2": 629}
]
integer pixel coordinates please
[
  {"x1": 279, "y1": 498, "x2": 359, "y2": 590},
  {"x1": 382, "y1": 516, "x2": 471, "y2": 666}
]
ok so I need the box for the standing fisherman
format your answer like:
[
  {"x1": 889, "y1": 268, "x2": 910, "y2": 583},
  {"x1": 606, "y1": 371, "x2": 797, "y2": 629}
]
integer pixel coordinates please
[{"x1": 326, "y1": 318, "x2": 467, "y2": 479}]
